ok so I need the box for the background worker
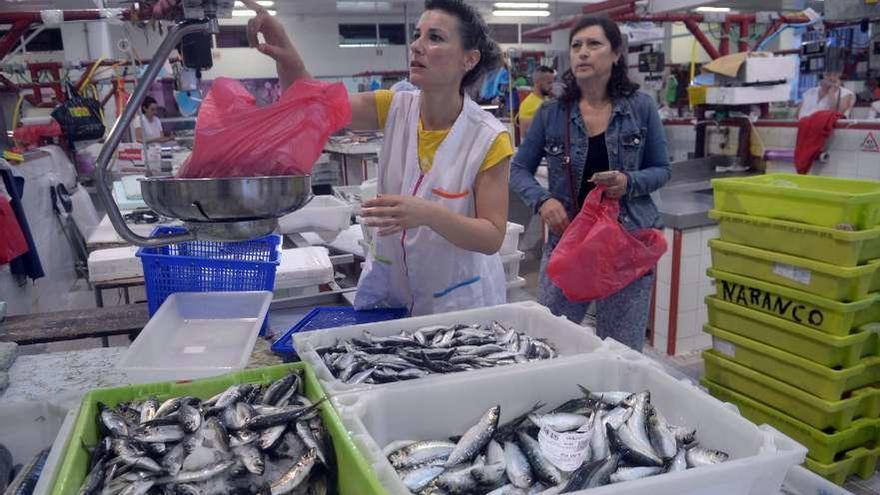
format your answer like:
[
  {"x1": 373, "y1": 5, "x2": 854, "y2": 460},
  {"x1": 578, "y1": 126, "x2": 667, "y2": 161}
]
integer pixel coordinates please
[{"x1": 518, "y1": 65, "x2": 556, "y2": 138}]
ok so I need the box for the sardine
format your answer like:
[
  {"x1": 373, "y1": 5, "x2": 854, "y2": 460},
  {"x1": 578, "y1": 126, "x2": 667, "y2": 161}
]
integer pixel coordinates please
[
  {"x1": 686, "y1": 446, "x2": 729, "y2": 468},
  {"x1": 269, "y1": 448, "x2": 317, "y2": 495},
  {"x1": 516, "y1": 432, "x2": 562, "y2": 485},
  {"x1": 445, "y1": 406, "x2": 501, "y2": 467},
  {"x1": 503, "y1": 441, "x2": 533, "y2": 489}
]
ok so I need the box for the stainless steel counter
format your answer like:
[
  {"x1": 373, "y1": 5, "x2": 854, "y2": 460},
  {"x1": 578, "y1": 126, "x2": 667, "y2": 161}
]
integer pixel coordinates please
[{"x1": 653, "y1": 156, "x2": 757, "y2": 230}]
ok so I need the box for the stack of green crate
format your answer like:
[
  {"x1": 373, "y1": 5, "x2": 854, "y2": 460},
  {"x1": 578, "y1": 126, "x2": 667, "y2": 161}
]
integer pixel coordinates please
[{"x1": 701, "y1": 174, "x2": 880, "y2": 485}]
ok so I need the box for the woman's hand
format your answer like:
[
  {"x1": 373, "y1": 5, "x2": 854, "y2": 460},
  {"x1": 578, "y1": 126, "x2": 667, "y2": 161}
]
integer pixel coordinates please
[
  {"x1": 590, "y1": 170, "x2": 628, "y2": 198},
  {"x1": 539, "y1": 198, "x2": 570, "y2": 236},
  {"x1": 240, "y1": 0, "x2": 309, "y2": 89},
  {"x1": 361, "y1": 195, "x2": 439, "y2": 236}
]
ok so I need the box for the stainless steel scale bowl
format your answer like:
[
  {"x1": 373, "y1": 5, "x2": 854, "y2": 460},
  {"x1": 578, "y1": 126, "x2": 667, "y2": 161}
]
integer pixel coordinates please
[{"x1": 94, "y1": 2, "x2": 312, "y2": 247}]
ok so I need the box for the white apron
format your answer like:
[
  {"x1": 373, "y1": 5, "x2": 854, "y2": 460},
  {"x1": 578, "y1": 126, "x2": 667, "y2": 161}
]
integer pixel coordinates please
[{"x1": 354, "y1": 91, "x2": 507, "y2": 316}]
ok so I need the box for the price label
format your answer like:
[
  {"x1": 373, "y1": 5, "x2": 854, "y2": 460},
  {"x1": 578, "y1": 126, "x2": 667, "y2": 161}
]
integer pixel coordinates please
[
  {"x1": 538, "y1": 426, "x2": 591, "y2": 472},
  {"x1": 773, "y1": 263, "x2": 811, "y2": 285}
]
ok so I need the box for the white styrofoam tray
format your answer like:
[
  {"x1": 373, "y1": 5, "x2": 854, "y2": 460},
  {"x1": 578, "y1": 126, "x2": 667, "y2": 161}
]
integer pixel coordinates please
[
  {"x1": 501, "y1": 222, "x2": 524, "y2": 255},
  {"x1": 501, "y1": 250, "x2": 525, "y2": 282},
  {"x1": 331, "y1": 351, "x2": 807, "y2": 495},
  {"x1": 277, "y1": 195, "x2": 352, "y2": 234},
  {"x1": 294, "y1": 301, "x2": 604, "y2": 395},
  {"x1": 275, "y1": 247, "x2": 333, "y2": 290},
  {"x1": 87, "y1": 246, "x2": 142, "y2": 283},
  {"x1": 0, "y1": 401, "x2": 71, "y2": 495},
  {"x1": 117, "y1": 291, "x2": 272, "y2": 383}
]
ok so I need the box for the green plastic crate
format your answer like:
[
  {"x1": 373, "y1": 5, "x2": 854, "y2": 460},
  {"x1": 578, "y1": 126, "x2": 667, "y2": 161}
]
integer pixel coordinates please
[
  {"x1": 709, "y1": 209, "x2": 880, "y2": 268},
  {"x1": 709, "y1": 239, "x2": 880, "y2": 302},
  {"x1": 702, "y1": 378, "x2": 880, "y2": 465},
  {"x1": 49, "y1": 363, "x2": 385, "y2": 495},
  {"x1": 704, "y1": 350, "x2": 880, "y2": 431},
  {"x1": 708, "y1": 268, "x2": 880, "y2": 336},
  {"x1": 704, "y1": 325, "x2": 880, "y2": 401},
  {"x1": 805, "y1": 445, "x2": 880, "y2": 485},
  {"x1": 706, "y1": 296, "x2": 879, "y2": 368},
  {"x1": 712, "y1": 173, "x2": 880, "y2": 230}
]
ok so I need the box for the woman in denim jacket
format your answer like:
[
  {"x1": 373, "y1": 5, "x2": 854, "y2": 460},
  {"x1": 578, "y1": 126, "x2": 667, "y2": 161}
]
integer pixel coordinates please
[{"x1": 510, "y1": 16, "x2": 671, "y2": 350}]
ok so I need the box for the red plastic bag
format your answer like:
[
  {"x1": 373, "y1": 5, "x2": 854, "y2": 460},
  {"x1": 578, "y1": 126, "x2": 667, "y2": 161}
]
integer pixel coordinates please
[
  {"x1": 177, "y1": 77, "x2": 351, "y2": 178},
  {"x1": 0, "y1": 197, "x2": 28, "y2": 264},
  {"x1": 547, "y1": 186, "x2": 667, "y2": 302}
]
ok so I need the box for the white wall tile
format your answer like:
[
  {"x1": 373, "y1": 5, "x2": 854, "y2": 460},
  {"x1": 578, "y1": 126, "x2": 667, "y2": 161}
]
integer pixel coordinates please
[
  {"x1": 680, "y1": 255, "x2": 701, "y2": 285},
  {"x1": 656, "y1": 281, "x2": 671, "y2": 311},
  {"x1": 654, "y1": 308, "x2": 669, "y2": 339},
  {"x1": 693, "y1": 333, "x2": 713, "y2": 351},
  {"x1": 767, "y1": 162, "x2": 797, "y2": 174},
  {"x1": 857, "y1": 152, "x2": 880, "y2": 180},
  {"x1": 678, "y1": 282, "x2": 701, "y2": 313},
  {"x1": 682, "y1": 230, "x2": 703, "y2": 257},
  {"x1": 700, "y1": 226, "x2": 719, "y2": 245},
  {"x1": 676, "y1": 310, "x2": 700, "y2": 339},
  {"x1": 675, "y1": 336, "x2": 698, "y2": 355},
  {"x1": 652, "y1": 332, "x2": 668, "y2": 353},
  {"x1": 658, "y1": 251, "x2": 672, "y2": 285}
]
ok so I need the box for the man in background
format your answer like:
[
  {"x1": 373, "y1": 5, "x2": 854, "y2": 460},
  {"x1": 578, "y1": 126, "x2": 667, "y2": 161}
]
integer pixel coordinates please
[{"x1": 517, "y1": 65, "x2": 556, "y2": 137}]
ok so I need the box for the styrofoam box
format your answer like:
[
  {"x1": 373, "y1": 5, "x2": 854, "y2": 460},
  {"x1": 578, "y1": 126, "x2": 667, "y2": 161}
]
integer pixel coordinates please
[
  {"x1": 277, "y1": 195, "x2": 352, "y2": 235},
  {"x1": 705, "y1": 83, "x2": 792, "y2": 105},
  {"x1": 501, "y1": 250, "x2": 525, "y2": 282},
  {"x1": 501, "y1": 222, "x2": 524, "y2": 255},
  {"x1": 740, "y1": 55, "x2": 798, "y2": 84},
  {"x1": 87, "y1": 246, "x2": 143, "y2": 282},
  {"x1": 32, "y1": 408, "x2": 77, "y2": 495},
  {"x1": 331, "y1": 352, "x2": 807, "y2": 495},
  {"x1": 294, "y1": 301, "x2": 604, "y2": 395},
  {"x1": 274, "y1": 247, "x2": 333, "y2": 291},
  {"x1": 117, "y1": 291, "x2": 272, "y2": 383},
  {"x1": 0, "y1": 401, "x2": 71, "y2": 495}
]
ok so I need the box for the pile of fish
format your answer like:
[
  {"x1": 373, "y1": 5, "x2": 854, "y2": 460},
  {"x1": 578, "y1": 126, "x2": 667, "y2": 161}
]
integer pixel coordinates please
[
  {"x1": 315, "y1": 322, "x2": 558, "y2": 385},
  {"x1": 1, "y1": 444, "x2": 48, "y2": 495},
  {"x1": 384, "y1": 387, "x2": 729, "y2": 494},
  {"x1": 77, "y1": 370, "x2": 334, "y2": 495}
]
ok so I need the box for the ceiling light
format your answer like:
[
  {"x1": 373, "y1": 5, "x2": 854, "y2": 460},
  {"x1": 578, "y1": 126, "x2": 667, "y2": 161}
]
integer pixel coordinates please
[
  {"x1": 231, "y1": 9, "x2": 276, "y2": 16},
  {"x1": 492, "y1": 10, "x2": 550, "y2": 17},
  {"x1": 695, "y1": 6, "x2": 731, "y2": 12},
  {"x1": 494, "y1": 2, "x2": 550, "y2": 8},
  {"x1": 336, "y1": 1, "x2": 392, "y2": 10},
  {"x1": 233, "y1": 1, "x2": 274, "y2": 6}
]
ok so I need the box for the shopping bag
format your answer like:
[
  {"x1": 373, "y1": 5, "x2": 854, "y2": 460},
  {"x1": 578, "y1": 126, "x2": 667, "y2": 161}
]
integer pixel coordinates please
[
  {"x1": 547, "y1": 186, "x2": 667, "y2": 302},
  {"x1": 177, "y1": 77, "x2": 351, "y2": 178}
]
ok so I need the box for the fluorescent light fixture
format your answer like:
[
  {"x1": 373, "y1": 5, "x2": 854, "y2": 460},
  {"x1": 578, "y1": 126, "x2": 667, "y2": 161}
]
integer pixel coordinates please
[
  {"x1": 231, "y1": 9, "x2": 276, "y2": 16},
  {"x1": 494, "y1": 2, "x2": 549, "y2": 8},
  {"x1": 492, "y1": 9, "x2": 550, "y2": 16},
  {"x1": 339, "y1": 42, "x2": 380, "y2": 47},
  {"x1": 695, "y1": 6, "x2": 731, "y2": 12},
  {"x1": 233, "y1": 1, "x2": 273, "y2": 6},
  {"x1": 336, "y1": 1, "x2": 392, "y2": 10}
]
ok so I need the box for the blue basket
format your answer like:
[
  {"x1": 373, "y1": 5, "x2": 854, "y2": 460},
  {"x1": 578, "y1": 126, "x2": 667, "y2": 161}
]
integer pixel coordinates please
[
  {"x1": 271, "y1": 306, "x2": 409, "y2": 360},
  {"x1": 137, "y1": 226, "x2": 281, "y2": 334}
]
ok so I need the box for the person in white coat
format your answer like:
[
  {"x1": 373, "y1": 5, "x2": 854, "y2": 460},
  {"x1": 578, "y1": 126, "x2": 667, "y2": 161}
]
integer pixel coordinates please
[
  {"x1": 798, "y1": 71, "x2": 855, "y2": 119},
  {"x1": 242, "y1": 0, "x2": 512, "y2": 315}
]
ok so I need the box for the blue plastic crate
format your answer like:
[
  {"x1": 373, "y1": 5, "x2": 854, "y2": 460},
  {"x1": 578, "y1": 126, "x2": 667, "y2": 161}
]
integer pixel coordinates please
[
  {"x1": 136, "y1": 226, "x2": 281, "y2": 334},
  {"x1": 271, "y1": 306, "x2": 409, "y2": 360}
]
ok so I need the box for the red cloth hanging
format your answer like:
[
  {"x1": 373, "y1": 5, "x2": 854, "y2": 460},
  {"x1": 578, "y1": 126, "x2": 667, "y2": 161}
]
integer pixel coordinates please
[
  {"x1": 795, "y1": 110, "x2": 843, "y2": 175},
  {"x1": 0, "y1": 196, "x2": 28, "y2": 264}
]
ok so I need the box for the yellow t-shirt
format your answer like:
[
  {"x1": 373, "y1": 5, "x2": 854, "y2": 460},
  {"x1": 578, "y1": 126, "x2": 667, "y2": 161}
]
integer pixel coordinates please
[
  {"x1": 374, "y1": 90, "x2": 513, "y2": 174},
  {"x1": 517, "y1": 92, "x2": 543, "y2": 122}
]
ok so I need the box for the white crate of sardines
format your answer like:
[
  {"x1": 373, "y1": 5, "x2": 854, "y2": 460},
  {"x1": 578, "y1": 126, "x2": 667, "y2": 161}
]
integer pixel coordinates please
[
  {"x1": 294, "y1": 301, "x2": 606, "y2": 395},
  {"x1": 330, "y1": 350, "x2": 806, "y2": 495}
]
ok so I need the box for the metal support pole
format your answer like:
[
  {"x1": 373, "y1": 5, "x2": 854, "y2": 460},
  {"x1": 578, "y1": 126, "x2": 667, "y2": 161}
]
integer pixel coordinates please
[{"x1": 684, "y1": 19, "x2": 721, "y2": 60}]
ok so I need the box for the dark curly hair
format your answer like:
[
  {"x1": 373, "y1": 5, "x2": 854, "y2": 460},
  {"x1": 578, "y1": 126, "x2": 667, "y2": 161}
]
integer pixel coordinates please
[
  {"x1": 424, "y1": 0, "x2": 502, "y2": 93},
  {"x1": 560, "y1": 16, "x2": 639, "y2": 103}
]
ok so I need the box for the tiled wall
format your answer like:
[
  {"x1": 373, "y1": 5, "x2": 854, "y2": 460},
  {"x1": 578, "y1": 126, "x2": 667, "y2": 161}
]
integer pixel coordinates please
[{"x1": 653, "y1": 225, "x2": 717, "y2": 356}]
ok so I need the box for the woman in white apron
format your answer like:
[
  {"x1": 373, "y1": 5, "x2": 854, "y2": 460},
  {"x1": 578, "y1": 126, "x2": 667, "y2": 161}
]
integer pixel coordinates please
[{"x1": 242, "y1": 0, "x2": 512, "y2": 315}]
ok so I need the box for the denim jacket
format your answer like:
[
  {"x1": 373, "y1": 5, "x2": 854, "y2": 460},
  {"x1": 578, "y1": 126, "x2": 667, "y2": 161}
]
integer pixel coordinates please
[{"x1": 510, "y1": 91, "x2": 671, "y2": 235}]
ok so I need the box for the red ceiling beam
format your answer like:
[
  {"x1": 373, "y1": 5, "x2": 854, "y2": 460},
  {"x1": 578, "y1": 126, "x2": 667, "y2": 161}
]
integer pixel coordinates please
[
  {"x1": 738, "y1": 20, "x2": 750, "y2": 52},
  {"x1": 719, "y1": 21, "x2": 731, "y2": 56},
  {"x1": 684, "y1": 19, "x2": 721, "y2": 59},
  {"x1": 582, "y1": 0, "x2": 636, "y2": 15},
  {"x1": 0, "y1": 21, "x2": 31, "y2": 62}
]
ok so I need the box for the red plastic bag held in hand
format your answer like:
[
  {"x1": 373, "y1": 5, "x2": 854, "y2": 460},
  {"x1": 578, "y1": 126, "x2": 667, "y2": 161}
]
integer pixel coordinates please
[
  {"x1": 547, "y1": 186, "x2": 667, "y2": 302},
  {"x1": 177, "y1": 77, "x2": 352, "y2": 178}
]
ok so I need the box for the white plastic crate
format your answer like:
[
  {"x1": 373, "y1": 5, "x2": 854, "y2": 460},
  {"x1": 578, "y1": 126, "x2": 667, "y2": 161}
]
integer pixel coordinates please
[
  {"x1": 87, "y1": 246, "x2": 142, "y2": 283},
  {"x1": 277, "y1": 195, "x2": 352, "y2": 234},
  {"x1": 0, "y1": 401, "x2": 71, "y2": 495},
  {"x1": 501, "y1": 222, "x2": 524, "y2": 255},
  {"x1": 117, "y1": 291, "x2": 272, "y2": 383},
  {"x1": 331, "y1": 351, "x2": 806, "y2": 495},
  {"x1": 33, "y1": 409, "x2": 77, "y2": 495},
  {"x1": 779, "y1": 466, "x2": 853, "y2": 495},
  {"x1": 294, "y1": 301, "x2": 604, "y2": 395},
  {"x1": 501, "y1": 250, "x2": 524, "y2": 282}
]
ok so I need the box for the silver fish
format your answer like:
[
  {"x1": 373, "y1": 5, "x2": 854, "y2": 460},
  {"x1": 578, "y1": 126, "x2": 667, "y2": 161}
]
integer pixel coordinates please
[
  {"x1": 686, "y1": 446, "x2": 729, "y2": 468},
  {"x1": 647, "y1": 409, "x2": 677, "y2": 460},
  {"x1": 486, "y1": 484, "x2": 527, "y2": 495},
  {"x1": 160, "y1": 458, "x2": 236, "y2": 484},
  {"x1": 528, "y1": 413, "x2": 589, "y2": 433},
  {"x1": 269, "y1": 448, "x2": 317, "y2": 495},
  {"x1": 140, "y1": 397, "x2": 159, "y2": 424},
  {"x1": 161, "y1": 443, "x2": 185, "y2": 476},
  {"x1": 234, "y1": 444, "x2": 265, "y2": 475},
  {"x1": 446, "y1": 406, "x2": 501, "y2": 467},
  {"x1": 134, "y1": 425, "x2": 185, "y2": 444},
  {"x1": 389, "y1": 441, "x2": 456, "y2": 469},
  {"x1": 516, "y1": 432, "x2": 562, "y2": 485},
  {"x1": 178, "y1": 404, "x2": 202, "y2": 434},
  {"x1": 98, "y1": 403, "x2": 129, "y2": 437},
  {"x1": 610, "y1": 466, "x2": 663, "y2": 483},
  {"x1": 436, "y1": 462, "x2": 480, "y2": 493},
  {"x1": 503, "y1": 441, "x2": 533, "y2": 489},
  {"x1": 606, "y1": 423, "x2": 663, "y2": 467},
  {"x1": 401, "y1": 465, "x2": 444, "y2": 492},
  {"x1": 667, "y1": 448, "x2": 687, "y2": 473}
]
